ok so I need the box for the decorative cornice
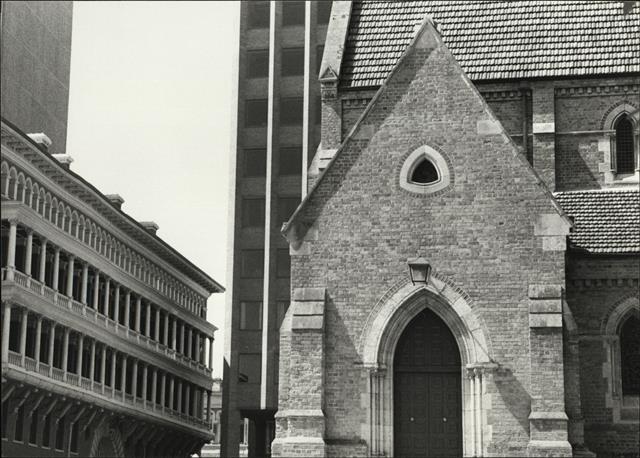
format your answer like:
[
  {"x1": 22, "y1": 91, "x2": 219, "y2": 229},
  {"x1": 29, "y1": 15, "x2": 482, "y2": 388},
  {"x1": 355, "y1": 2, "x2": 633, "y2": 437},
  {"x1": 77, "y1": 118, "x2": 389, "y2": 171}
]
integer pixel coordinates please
[
  {"x1": 568, "y1": 277, "x2": 639, "y2": 288},
  {"x1": 555, "y1": 84, "x2": 640, "y2": 98},
  {"x1": 342, "y1": 98, "x2": 371, "y2": 108},
  {"x1": 480, "y1": 90, "x2": 529, "y2": 101},
  {"x1": 1, "y1": 120, "x2": 224, "y2": 295}
]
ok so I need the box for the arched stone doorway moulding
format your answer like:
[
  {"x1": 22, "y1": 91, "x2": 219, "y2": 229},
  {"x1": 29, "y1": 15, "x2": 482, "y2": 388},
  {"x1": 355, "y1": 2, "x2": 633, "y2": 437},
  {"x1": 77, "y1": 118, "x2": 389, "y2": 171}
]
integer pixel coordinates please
[{"x1": 359, "y1": 275, "x2": 496, "y2": 457}]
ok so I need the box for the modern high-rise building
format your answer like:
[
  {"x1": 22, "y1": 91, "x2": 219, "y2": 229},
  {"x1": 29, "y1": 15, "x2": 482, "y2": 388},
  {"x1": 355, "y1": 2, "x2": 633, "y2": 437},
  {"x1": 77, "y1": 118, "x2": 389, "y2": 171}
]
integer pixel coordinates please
[
  {"x1": 221, "y1": 1, "x2": 333, "y2": 456},
  {"x1": 0, "y1": 1, "x2": 73, "y2": 155},
  {"x1": 1, "y1": 2, "x2": 224, "y2": 456}
]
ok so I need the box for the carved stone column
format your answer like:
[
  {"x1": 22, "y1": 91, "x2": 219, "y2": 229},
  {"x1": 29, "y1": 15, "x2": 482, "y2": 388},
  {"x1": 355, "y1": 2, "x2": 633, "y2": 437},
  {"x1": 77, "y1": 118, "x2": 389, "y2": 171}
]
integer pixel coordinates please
[
  {"x1": 160, "y1": 371, "x2": 167, "y2": 408},
  {"x1": 169, "y1": 376, "x2": 175, "y2": 410},
  {"x1": 66, "y1": 255, "x2": 75, "y2": 297},
  {"x1": 172, "y1": 316, "x2": 177, "y2": 350},
  {"x1": 124, "y1": 292, "x2": 131, "y2": 329},
  {"x1": 132, "y1": 359, "x2": 139, "y2": 399},
  {"x1": 92, "y1": 271, "x2": 100, "y2": 310},
  {"x1": 76, "y1": 334, "x2": 84, "y2": 376},
  {"x1": 163, "y1": 311, "x2": 169, "y2": 346},
  {"x1": 151, "y1": 367, "x2": 158, "y2": 407},
  {"x1": 89, "y1": 339, "x2": 96, "y2": 386},
  {"x1": 6, "y1": 219, "x2": 17, "y2": 280},
  {"x1": 464, "y1": 363, "x2": 498, "y2": 457},
  {"x1": 153, "y1": 307, "x2": 160, "y2": 342},
  {"x1": 81, "y1": 263, "x2": 88, "y2": 304},
  {"x1": 24, "y1": 230, "x2": 33, "y2": 276},
  {"x1": 367, "y1": 365, "x2": 386, "y2": 457},
  {"x1": 100, "y1": 345, "x2": 107, "y2": 391},
  {"x1": 135, "y1": 296, "x2": 142, "y2": 332},
  {"x1": 48, "y1": 323, "x2": 56, "y2": 376},
  {"x1": 185, "y1": 384, "x2": 191, "y2": 416},
  {"x1": 62, "y1": 327, "x2": 70, "y2": 378},
  {"x1": 103, "y1": 278, "x2": 110, "y2": 318},
  {"x1": 1, "y1": 303, "x2": 11, "y2": 364},
  {"x1": 110, "y1": 349, "x2": 117, "y2": 391},
  {"x1": 187, "y1": 327, "x2": 193, "y2": 359},
  {"x1": 52, "y1": 248, "x2": 60, "y2": 291},
  {"x1": 142, "y1": 363, "x2": 148, "y2": 404},
  {"x1": 38, "y1": 238, "x2": 47, "y2": 283},
  {"x1": 113, "y1": 285, "x2": 120, "y2": 324},
  {"x1": 208, "y1": 337, "x2": 214, "y2": 369},
  {"x1": 19, "y1": 308, "x2": 28, "y2": 364},
  {"x1": 145, "y1": 302, "x2": 151, "y2": 336},
  {"x1": 34, "y1": 316, "x2": 43, "y2": 368},
  {"x1": 121, "y1": 355, "x2": 128, "y2": 400}
]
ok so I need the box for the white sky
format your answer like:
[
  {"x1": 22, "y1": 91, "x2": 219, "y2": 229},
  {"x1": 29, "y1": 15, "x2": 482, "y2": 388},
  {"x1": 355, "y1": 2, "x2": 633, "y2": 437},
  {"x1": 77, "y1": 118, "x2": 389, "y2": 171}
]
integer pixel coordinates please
[{"x1": 66, "y1": 1, "x2": 240, "y2": 376}]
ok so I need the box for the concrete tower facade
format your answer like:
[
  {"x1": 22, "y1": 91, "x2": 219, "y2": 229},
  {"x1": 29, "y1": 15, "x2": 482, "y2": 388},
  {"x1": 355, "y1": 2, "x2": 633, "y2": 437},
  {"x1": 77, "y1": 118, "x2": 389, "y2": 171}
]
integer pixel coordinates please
[
  {"x1": 0, "y1": 1, "x2": 73, "y2": 155},
  {"x1": 221, "y1": 2, "x2": 332, "y2": 457}
]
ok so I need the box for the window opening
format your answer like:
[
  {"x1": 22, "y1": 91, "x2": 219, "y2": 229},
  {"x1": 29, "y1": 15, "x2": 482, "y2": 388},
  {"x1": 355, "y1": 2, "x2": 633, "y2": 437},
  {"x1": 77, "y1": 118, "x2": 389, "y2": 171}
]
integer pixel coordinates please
[
  {"x1": 616, "y1": 116, "x2": 635, "y2": 173},
  {"x1": 280, "y1": 98, "x2": 303, "y2": 125},
  {"x1": 240, "y1": 302, "x2": 263, "y2": 330},
  {"x1": 245, "y1": 99, "x2": 268, "y2": 127},
  {"x1": 282, "y1": 48, "x2": 304, "y2": 76},
  {"x1": 244, "y1": 149, "x2": 267, "y2": 177},
  {"x1": 411, "y1": 159, "x2": 439, "y2": 184},
  {"x1": 317, "y1": 1, "x2": 332, "y2": 24},
  {"x1": 247, "y1": 50, "x2": 269, "y2": 78},
  {"x1": 248, "y1": 2, "x2": 270, "y2": 28},
  {"x1": 241, "y1": 198, "x2": 266, "y2": 228},
  {"x1": 621, "y1": 315, "x2": 640, "y2": 396},
  {"x1": 279, "y1": 147, "x2": 302, "y2": 176},
  {"x1": 282, "y1": 1, "x2": 305, "y2": 26}
]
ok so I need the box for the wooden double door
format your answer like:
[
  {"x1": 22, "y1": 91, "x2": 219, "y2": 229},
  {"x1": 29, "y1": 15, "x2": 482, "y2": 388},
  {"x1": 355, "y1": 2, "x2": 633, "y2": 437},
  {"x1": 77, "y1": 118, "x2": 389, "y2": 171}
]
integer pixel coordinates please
[{"x1": 394, "y1": 309, "x2": 462, "y2": 457}]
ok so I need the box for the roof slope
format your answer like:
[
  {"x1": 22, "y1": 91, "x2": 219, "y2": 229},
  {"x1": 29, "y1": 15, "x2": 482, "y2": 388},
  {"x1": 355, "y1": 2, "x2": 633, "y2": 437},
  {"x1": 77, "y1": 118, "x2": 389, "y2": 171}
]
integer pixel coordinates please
[
  {"x1": 341, "y1": 1, "x2": 640, "y2": 88},
  {"x1": 554, "y1": 189, "x2": 640, "y2": 254}
]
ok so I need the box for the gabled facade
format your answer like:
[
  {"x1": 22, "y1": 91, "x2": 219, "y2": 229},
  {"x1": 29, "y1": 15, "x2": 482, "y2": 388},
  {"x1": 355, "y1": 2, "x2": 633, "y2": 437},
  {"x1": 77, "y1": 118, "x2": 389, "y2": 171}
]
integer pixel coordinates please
[{"x1": 270, "y1": 1, "x2": 639, "y2": 457}]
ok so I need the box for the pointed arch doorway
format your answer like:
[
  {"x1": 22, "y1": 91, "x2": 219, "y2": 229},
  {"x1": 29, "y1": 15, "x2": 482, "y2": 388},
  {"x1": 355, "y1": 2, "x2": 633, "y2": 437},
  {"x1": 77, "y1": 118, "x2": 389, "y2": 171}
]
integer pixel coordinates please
[{"x1": 394, "y1": 308, "x2": 462, "y2": 457}]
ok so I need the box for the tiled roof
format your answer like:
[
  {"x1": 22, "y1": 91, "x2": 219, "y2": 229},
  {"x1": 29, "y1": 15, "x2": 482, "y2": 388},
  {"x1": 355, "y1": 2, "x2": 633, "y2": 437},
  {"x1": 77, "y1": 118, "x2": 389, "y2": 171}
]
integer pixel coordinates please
[
  {"x1": 341, "y1": 1, "x2": 640, "y2": 88},
  {"x1": 554, "y1": 189, "x2": 640, "y2": 254}
]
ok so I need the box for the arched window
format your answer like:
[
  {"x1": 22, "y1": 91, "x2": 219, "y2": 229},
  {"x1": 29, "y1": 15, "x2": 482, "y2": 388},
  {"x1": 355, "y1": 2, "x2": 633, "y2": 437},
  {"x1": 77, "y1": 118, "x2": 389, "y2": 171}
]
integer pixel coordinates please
[
  {"x1": 615, "y1": 115, "x2": 636, "y2": 174},
  {"x1": 410, "y1": 159, "x2": 439, "y2": 184},
  {"x1": 620, "y1": 315, "x2": 640, "y2": 397}
]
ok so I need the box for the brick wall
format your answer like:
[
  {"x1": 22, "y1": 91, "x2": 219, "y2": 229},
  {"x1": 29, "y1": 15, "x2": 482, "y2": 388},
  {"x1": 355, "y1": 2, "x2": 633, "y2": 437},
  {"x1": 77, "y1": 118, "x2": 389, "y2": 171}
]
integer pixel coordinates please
[
  {"x1": 331, "y1": 78, "x2": 640, "y2": 193},
  {"x1": 287, "y1": 23, "x2": 570, "y2": 457},
  {"x1": 567, "y1": 255, "x2": 640, "y2": 458}
]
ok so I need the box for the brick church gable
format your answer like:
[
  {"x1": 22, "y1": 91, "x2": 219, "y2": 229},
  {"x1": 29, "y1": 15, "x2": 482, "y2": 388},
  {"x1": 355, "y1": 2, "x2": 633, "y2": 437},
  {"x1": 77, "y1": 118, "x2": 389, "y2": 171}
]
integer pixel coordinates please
[
  {"x1": 283, "y1": 17, "x2": 570, "y2": 247},
  {"x1": 274, "y1": 18, "x2": 577, "y2": 456}
]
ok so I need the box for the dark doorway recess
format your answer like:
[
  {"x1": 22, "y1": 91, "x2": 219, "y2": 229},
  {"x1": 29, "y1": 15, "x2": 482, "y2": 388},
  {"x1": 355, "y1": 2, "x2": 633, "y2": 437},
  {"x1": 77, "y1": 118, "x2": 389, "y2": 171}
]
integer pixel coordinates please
[{"x1": 394, "y1": 308, "x2": 462, "y2": 457}]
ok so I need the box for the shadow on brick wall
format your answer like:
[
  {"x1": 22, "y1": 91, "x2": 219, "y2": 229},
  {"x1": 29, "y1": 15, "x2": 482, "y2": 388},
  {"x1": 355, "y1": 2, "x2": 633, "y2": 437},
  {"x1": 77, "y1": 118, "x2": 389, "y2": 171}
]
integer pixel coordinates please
[{"x1": 494, "y1": 366, "x2": 532, "y2": 432}]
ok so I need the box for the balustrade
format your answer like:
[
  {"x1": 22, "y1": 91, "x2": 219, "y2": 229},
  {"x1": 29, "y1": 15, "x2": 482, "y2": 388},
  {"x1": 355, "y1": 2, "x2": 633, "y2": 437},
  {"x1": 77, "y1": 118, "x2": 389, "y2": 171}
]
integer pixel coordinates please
[
  {"x1": 2, "y1": 268, "x2": 211, "y2": 375},
  {"x1": 0, "y1": 164, "x2": 208, "y2": 312},
  {"x1": 4, "y1": 350, "x2": 210, "y2": 430}
]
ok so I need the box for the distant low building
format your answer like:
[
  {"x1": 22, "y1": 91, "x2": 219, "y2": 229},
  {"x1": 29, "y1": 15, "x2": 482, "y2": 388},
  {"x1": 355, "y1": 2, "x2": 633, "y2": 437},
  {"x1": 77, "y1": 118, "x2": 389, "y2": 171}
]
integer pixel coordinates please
[{"x1": 201, "y1": 379, "x2": 248, "y2": 458}]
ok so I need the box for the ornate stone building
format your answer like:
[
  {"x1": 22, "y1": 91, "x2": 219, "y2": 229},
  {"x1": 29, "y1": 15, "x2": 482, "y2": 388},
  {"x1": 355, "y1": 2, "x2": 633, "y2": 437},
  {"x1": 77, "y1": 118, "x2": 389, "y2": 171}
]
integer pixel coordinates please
[
  {"x1": 1, "y1": 2, "x2": 224, "y2": 456},
  {"x1": 1, "y1": 118, "x2": 223, "y2": 457},
  {"x1": 229, "y1": 1, "x2": 639, "y2": 457}
]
